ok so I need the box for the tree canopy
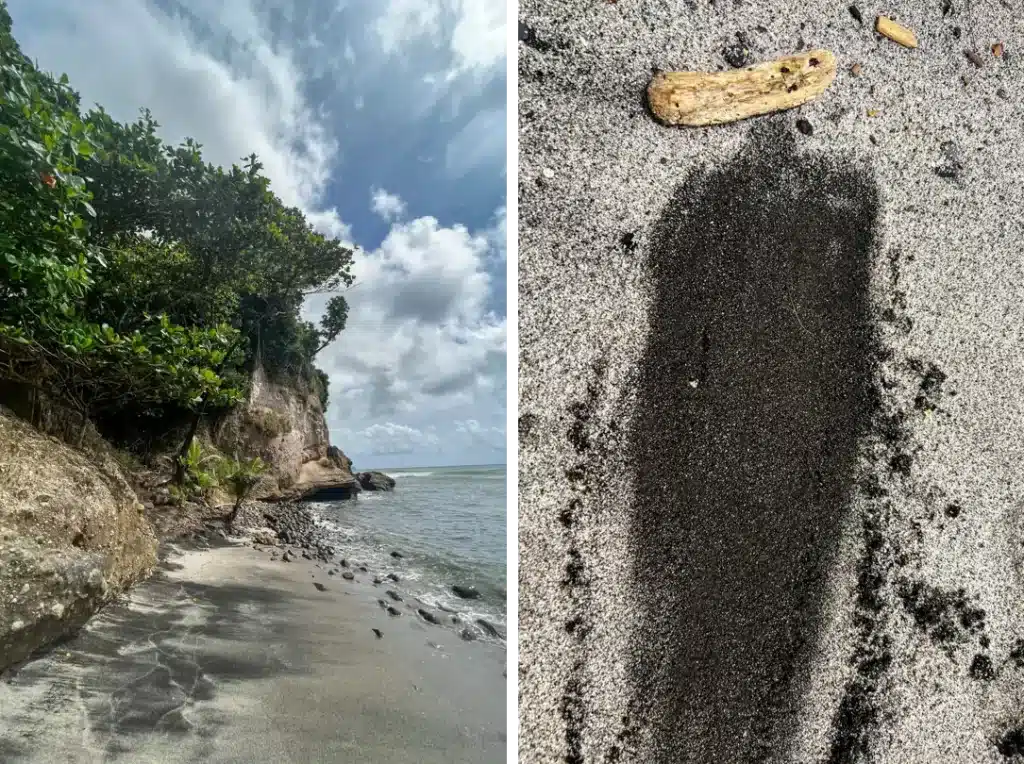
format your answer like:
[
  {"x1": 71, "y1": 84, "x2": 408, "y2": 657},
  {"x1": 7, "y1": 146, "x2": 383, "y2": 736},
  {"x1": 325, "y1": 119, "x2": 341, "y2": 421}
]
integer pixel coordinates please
[{"x1": 0, "y1": 1, "x2": 351, "y2": 436}]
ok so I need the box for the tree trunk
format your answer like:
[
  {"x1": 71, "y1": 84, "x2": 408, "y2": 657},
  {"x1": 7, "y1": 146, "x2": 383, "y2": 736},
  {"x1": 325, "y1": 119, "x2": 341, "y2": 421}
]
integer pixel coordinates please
[{"x1": 227, "y1": 494, "x2": 244, "y2": 531}]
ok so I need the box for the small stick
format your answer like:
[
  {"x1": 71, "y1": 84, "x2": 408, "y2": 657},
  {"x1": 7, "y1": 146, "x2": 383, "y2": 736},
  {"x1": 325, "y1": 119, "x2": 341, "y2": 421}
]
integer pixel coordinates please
[
  {"x1": 647, "y1": 49, "x2": 837, "y2": 127},
  {"x1": 876, "y1": 16, "x2": 918, "y2": 48}
]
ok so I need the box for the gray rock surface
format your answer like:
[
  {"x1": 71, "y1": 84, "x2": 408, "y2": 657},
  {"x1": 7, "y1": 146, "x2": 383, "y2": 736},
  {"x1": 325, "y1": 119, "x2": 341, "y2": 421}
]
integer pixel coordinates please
[
  {"x1": 356, "y1": 470, "x2": 396, "y2": 491},
  {"x1": 0, "y1": 411, "x2": 157, "y2": 674},
  {"x1": 213, "y1": 361, "x2": 359, "y2": 501}
]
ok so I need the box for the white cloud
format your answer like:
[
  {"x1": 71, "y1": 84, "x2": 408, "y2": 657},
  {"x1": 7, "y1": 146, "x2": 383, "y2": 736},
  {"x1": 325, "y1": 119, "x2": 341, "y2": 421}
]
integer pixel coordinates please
[
  {"x1": 444, "y1": 107, "x2": 506, "y2": 178},
  {"x1": 449, "y1": 2, "x2": 506, "y2": 73},
  {"x1": 310, "y1": 213, "x2": 505, "y2": 456},
  {"x1": 455, "y1": 419, "x2": 505, "y2": 451},
  {"x1": 341, "y1": 422, "x2": 441, "y2": 457},
  {"x1": 372, "y1": 0, "x2": 504, "y2": 80},
  {"x1": 370, "y1": 188, "x2": 406, "y2": 222},
  {"x1": 374, "y1": 0, "x2": 442, "y2": 55}
]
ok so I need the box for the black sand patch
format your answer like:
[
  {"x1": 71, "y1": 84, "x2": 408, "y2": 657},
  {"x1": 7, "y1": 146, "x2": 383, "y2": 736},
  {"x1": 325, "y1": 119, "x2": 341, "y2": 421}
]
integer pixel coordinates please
[
  {"x1": 627, "y1": 121, "x2": 881, "y2": 763},
  {"x1": 558, "y1": 355, "x2": 608, "y2": 764},
  {"x1": 895, "y1": 579, "x2": 987, "y2": 657}
]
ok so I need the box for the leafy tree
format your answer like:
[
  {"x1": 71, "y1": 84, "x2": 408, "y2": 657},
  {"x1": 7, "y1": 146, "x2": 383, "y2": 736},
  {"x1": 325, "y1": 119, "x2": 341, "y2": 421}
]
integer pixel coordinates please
[
  {"x1": 0, "y1": 0, "x2": 353, "y2": 464},
  {"x1": 0, "y1": 4, "x2": 244, "y2": 440}
]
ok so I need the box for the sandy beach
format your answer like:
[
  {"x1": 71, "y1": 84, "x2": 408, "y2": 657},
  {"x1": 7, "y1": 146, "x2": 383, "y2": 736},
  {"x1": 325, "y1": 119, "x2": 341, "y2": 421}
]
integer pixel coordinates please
[
  {"x1": 519, "y1": 1, "x2": 1024, "y2": 762},
  {"x1": 0, "y1": 538, "x2": 506, "y2": 763}
]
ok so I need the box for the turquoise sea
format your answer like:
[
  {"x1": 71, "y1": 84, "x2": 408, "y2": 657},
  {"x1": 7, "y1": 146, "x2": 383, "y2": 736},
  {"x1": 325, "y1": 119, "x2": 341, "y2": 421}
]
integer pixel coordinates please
[{"x1": 310, "y1": 465, "x2": 507, "y2": 629}]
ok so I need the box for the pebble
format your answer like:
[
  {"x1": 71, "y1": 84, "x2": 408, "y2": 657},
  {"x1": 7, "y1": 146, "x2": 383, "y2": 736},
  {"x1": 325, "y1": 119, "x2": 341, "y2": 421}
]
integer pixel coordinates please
[
  {"x1": 542, "y1": 167, "x2": 555, "y2": 179},
  {"x1": 418, "y1": 608, "x2": 440, "y2": 625},
  {"x1": 476, "y1": 619, "x2": 502, "y2": 639},
  {"x1": 451, "y1": 585, "x2": 481, "y2": 600}
]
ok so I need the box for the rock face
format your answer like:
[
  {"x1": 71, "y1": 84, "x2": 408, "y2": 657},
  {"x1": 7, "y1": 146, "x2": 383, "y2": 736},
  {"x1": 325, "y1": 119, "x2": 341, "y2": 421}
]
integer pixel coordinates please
[
  {"x1": 213, "y1": 362, "x2": 359, "y2": 502},
  {"x1": 0, "y1": 409, "x2": 158, "y2": 673},
  {"x1": 357, "y1": 471, "x2": 396, "y2": 492}
]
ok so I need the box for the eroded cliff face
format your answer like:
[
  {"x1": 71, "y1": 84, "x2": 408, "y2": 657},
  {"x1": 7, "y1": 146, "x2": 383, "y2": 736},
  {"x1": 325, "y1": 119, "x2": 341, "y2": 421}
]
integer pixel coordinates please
[
  {"x1": 0, "y1": 409, "x2": 158, "y2": 674},
  {"x1": 213, "y1": 363, "x2": 358, "y2": 501}
]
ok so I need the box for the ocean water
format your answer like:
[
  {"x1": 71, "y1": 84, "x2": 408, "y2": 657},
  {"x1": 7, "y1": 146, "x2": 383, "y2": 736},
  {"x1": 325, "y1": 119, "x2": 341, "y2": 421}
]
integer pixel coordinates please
[{"x1": 309, "y1": 465, "x2": 507, "y2": 632}]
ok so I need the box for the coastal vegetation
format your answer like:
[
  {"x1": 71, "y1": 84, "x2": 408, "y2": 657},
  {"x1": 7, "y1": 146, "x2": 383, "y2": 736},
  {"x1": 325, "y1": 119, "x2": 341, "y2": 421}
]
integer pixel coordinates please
[{"x1": 0, "y1": 1, "x2": 352, "y2": 477}]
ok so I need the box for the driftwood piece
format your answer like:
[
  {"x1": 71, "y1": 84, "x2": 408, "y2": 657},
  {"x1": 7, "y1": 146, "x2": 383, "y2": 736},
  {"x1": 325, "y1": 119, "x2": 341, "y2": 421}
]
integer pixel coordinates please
[
  {"x1": 647, "y1": 49, "x2": 837, "y2": 127},
  {"x1": 875, "y1": 16, "x2": 918, "y2": 48}
]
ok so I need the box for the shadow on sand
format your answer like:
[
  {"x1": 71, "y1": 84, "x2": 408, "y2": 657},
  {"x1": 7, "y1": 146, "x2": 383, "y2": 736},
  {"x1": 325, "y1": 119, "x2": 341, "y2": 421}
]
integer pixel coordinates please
[
  {"x1": 1, "y1": 540, "x2": 299, "y2": 760},
  {"x1": 627, "y1": 121, "x2": 882, "y2": 762}
]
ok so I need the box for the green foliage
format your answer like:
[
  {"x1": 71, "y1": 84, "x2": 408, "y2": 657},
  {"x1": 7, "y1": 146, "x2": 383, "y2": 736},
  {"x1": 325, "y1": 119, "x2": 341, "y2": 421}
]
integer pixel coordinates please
[
  {"x1": 220, "y1": 453, "x2": 267, "y2": 527},
  {"x1": 218, "y1": 454, "x2": 266, "y2": 501},
  {"x1": 314, "y1": 368, "x2": 330, "y2": 411},
  {"x1": 176, "y1": 437, "x2": 221, "y2": 499},
  {"x1": 0, "y1": 2, "x2": 350, "y2": 438}
]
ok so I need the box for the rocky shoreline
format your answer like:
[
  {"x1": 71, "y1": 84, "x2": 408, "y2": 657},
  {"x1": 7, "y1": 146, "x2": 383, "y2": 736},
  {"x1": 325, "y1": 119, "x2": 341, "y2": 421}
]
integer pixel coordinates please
[{"x1": 178, "y1": 500, "x2": 505, "y2": 646}]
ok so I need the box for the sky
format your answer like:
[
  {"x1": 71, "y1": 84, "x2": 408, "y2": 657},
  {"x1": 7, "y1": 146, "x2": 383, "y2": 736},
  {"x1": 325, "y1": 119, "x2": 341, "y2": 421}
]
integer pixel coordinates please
[{"x1": 7, "y1": 0, "x2": 507, "y2": 469}]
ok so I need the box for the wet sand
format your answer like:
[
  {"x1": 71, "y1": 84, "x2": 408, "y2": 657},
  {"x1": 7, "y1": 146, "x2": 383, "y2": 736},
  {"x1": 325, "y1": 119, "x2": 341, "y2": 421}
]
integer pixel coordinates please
[{"x1": 0, "y1": 540, "x2": 506, "y2": 763}]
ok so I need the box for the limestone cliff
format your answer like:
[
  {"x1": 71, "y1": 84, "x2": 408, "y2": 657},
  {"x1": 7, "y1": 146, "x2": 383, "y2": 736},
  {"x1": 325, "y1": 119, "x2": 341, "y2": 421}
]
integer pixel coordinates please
[
  {"x1": 0, "y1": 409, "x2": 158, "y2": 674},
  {"x1": 212, "y1": 363, "x2": 359, "y2": 502}
]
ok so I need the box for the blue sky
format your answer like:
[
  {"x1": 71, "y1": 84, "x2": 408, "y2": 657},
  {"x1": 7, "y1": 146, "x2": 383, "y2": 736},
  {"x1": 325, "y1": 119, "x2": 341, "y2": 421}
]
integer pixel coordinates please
[{"x1": 8, "y1": 0, "x2": 507, "y2": 469}]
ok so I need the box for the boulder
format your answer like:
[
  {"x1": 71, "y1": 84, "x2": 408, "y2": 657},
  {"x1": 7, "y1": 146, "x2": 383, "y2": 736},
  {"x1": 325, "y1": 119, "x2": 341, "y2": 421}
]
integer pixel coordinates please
[
  {"x1": 357, "y1": 471, "x2": 396, "y2": 492},
  {"x1": 451, "y1": 585, "x2": 481, "y2": 600},
  {"x1": 0, "y1": 410, "x2": 158, "y2": 674},
  {"x1": 247, "y1": 527, "x2": 279, "y2": 546}
]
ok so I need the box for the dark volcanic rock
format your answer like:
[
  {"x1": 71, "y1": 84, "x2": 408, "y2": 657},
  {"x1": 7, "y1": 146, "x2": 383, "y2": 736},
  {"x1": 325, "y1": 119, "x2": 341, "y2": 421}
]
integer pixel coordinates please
[
  {"x1": 476, "y1": 619, "x2": 503, "y2": 639},
  {"x1": 386, "y1": 590, "x2": 403, "y2": 602},
  {"x1": 460, "y1": 627, "x2": 478, "y2": 641},
  {"x1": 451, "y1": 585, "x2": 481, "y2": 600},
  {"x1": 313, "y1": 582, "x2": 327, "y2": 592},
  {"x1": 386, "y1": 573, "x2": 401, "y2": 582},
  {"x1": 418, "y1": 608, "x2": 440, "y2": 625},
  {"x1": 341, "y1": 571, "x2": 355, "y2": 581},
  {"x1": 390, "y1": 551, "x2": 403, "y2": 559},
  {"x1": 358, "y1": 471, "x2": 396, "y2": 492},
  {"x1": 386, "y1": 606, "x2": 402, "y2": 617}
]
